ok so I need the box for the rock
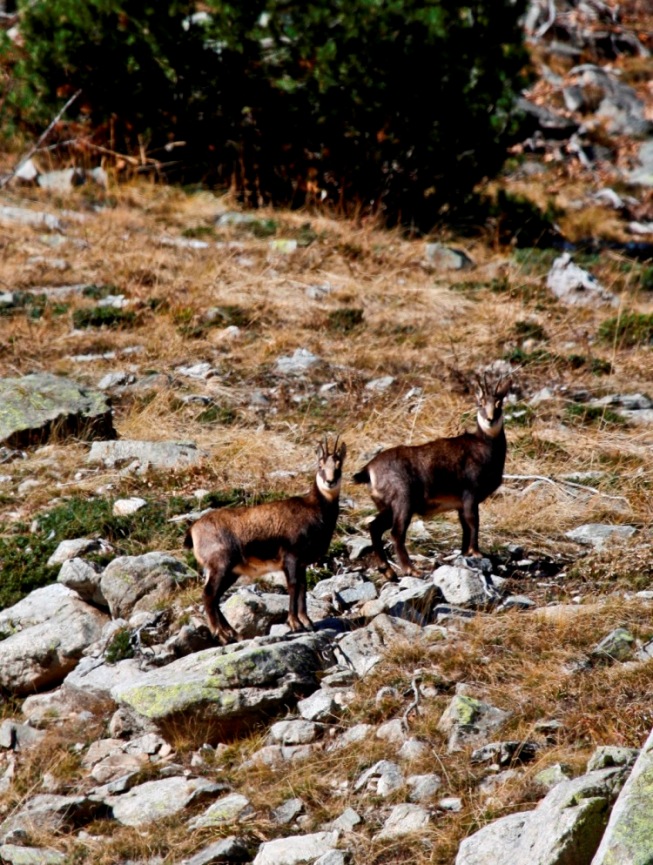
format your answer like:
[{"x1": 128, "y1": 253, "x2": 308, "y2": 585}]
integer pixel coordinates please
[
  {"x1": 21, "y1": 685, "x2": 109, "y2": 728},
  {"x1": 590, "y1": 727, "x2": 653, "y2": 864},
  {"x1": 87, "y1": 439, "x2": 206, "y2": 471},
  {"x1": 328, "y1": 724, "x2": 375, "y2": 751},
  {"x1": 439, "y1": 797, "x2": 463, "y2": 812},
  {"x1": 253, "y1": 831, "x2": 339, "y2": 865},
  {"x1": 565, "y1": 524, "x2": 637, "y2": 550},
  {"x1": 373, "y1": 577, "x2": 440, "y2": 624},
  {"x1": 0, "y1": 205, "x2": 63, "y2": 232},
  {"x1": 100, "y1": 552, "x2": 195, "y2": 619},
  {"x1": 344, "y1": 536, "x2": 374, "y2": 561},
  {"x1": 97, "y1": 372, "x2": 131, "y2": 390},
  {"x1": 376, "y1": 718, "x2": 407, "y2": 745},
  {"x1": 57, "y1": 557, "x2": 106, "y2": 606},
  {"x1": 221, "y1": 588, "x2": 290, "y2": 639},
  {"x1": 0, "y1": 794, "x2": 103, "y2": 841},
  {"x1": 37, "y1": 168, "x2": 85, "y2": 192},
  {"x1": 354, "y1": 760, "x2": 404, "y2": 797},
  {"x1": 48, "y1": 538, "x2": 108, "y2": 566},
  {"x1": 0, "y1": 845, "x2": 66, "y2": 864},
  {"x1": 438, "y1": 693, "x2": 511, "y2": 753},
  {"x1": 0, "y1": 585, "x2": 109, "y2": 695},
  {"x1": 424, "y1": 243, "x2": 474, "y2": 270},
  {"x1": 272, "y1": 798, "x2": 305, "y2": 825},
  {"x1": 108, "y1": 776, "x2": 223, "y2": 827},
  {"x1": 112, "y1": 631, "x2": 336, "y2": 743},
  {"x1": 0, "y1": 720, "x2": 45, "y2": 751},
  {"x1": 376, "y1": 802, "x2": 431, "y2": 839},
  {"x1": 470, "y1": 741, "x2": 539, "y2": 766},
  {"x1": 546, "y1": 254, "x2": 618, "y2": 307},
  {"x1": 408, "y1": 774, "x2": 442, "y2": 802},
  {"x1": 365, "y1": 376, "x2": 395, "y2": 393},
  {"x1": 0, "y1": 373, "x2": 114, "y2": 447},
  {"x1": 63, "y1": 656, "x2": 147, "y2": 703},
  {"x1": 91, "y1": 752, "x2": 148, "y2": 784},
  {"x1": 534, "y1": 763, "x2": 574, "y2": 790},
  {"x1": 189, "y1": 793, "x2": 254, "y2": 829},
  {"x1": 113, "y1": 497, "x2": 147, "y2": 516},
  {"x1": 455, "y1": 768, "x2": 625, "y2": 865},
  {"x1": 335, "y1": 614, "x2": 424, "y2": 677},
  {"x1": 13, "y1": 158, "x2": 40, "y2": 183},
  {"x1": 313, "y1": 854, "x2": 348, "y2": 865},
  {"x1": 179, "y1": 837, "x2": 250, "y2": 865},
  {"x1": 269, "y1": 238, "x2": 298, "y2": 254},
  {"x1": 275, "y1": 348, "x2": 321, "y2": 375},
  {"x1": 431, "y1": 565, "x2": 495, "y2": 607},
  {"x1": 627, "y1": 140, "x2": 653, "y2": 187},
  {"x1": 329, "y1": 807, "x2": 362, "y2": 832},
  {"x1": 297, "y1": 691, "x2": 338, "y2": 722},
  {"x1": 269, "y1": 720, "x2": 321, "y2": 745},
  {"x1": 587, "y1": 746, "x2": 639, "y2": 773},
  {"x1": 591, "y1": 628, "x2": 636, "y2": 663},
  {"x1": 398, "y1": 739, "x2": 430, "y2": 762}
]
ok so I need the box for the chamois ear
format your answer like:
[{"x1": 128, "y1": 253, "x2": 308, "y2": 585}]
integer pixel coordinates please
[
  {"x1": 316, "y1": 440, "x2": 326, "y2": 460},
  {"x1": 337, "y1": 441, "x2": 347, "y2": 462},
  {"x1": 494, "y1": 377, "x2": 512, "y2": 400}
]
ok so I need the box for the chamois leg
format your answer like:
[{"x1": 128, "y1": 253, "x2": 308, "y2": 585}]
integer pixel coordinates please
[
  {"x1": 390, "y1": 503, "x2": 420, "y2": 576},
  {"x1": 460, "y1": 494, "x2": 481, "y2": 557},
  {"x1": 284, "y1": 554, "x2": 313, "y2": 632},
  {"x1": 202, "y1": 557, "x2": 240, "y2": 645},
  {"x1": 369, "y1": 508, "x2": 394, "y2": 575}
]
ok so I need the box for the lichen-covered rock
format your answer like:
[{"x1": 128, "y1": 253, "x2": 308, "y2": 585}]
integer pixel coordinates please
[
  {"x1": 188, "y1": 793, "x2": 254, "y2": 829},
  {"x1": 112, "y1": 631, "x2": 336, "y2": 743},
  {"x1": 438, "y1": 693, "x2": 511, "y2": 753},
  {"x1": 0, "y1": 585, "x2": 109, "y2": 695},
  {"x1": 100, "y1": 552, "x2": 195, "y2": 619},
  {"x1": 107, "y1": 776, "x2": 223, "y2": 827},
  {"x1": 0, "y1": 373, "x2": 114, "y2": 447},
  {"x1": 0, "y1": 844, "x2": 66, "y2": 864}
]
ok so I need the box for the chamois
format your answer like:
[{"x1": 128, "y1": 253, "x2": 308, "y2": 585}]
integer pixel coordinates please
[
  {"x1": 353, "y1": 377, "x2": 511, "y2": 576},
  {"x1": 185, "y1": 437, "x2": 347, "y2": 644}
]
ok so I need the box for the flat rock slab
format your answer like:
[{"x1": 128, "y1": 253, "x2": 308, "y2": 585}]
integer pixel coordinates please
[
  {"x1": 335, "y1": 614, "x2": 424, "y2": 677},
  {"x1": 112, "y1": 631, "x2": 336, "y2": 744},
  {"x1": 0, "y1": 373, "x2": 114, "y2": 447},
  {"x1": 107, "y1": 776, "x2": 222, "y2": 827},
  {"x1": 179, "y1": 837, "x2": 250, "y2": 865},
  {"x1": 253, "y1": 831, "x2": 339, "y2": 865},
  {"x1": 566, "y1": 524, "x2": 636, "y2": 550},
  {"x1": 0, "y1": 845, "x2": 66, "y2": 864},
  {"x1": 87, "y1": 439, "x2": 206, "y2": 470},
  {"x1": 0, "y1": 794, "x2": 103, "y2": 841}
]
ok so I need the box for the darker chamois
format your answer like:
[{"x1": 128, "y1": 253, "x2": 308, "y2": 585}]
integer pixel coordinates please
[
  {"x1": 353, "y1": 377, "x2": 511, "y2": 576},
  {"x1": 185, "y1": 437, "x2": 347, "y2": 644}
]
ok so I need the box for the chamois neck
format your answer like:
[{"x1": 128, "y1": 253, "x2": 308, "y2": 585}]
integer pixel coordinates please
[
  {"x1": 476, "y1": 411, "x2": 505, "y2": 440},
  {"x1": 312, "y1": 476, "x2": 341, "y2": 509}
]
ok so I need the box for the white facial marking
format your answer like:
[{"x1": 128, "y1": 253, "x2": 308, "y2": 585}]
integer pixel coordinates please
[
  {"x1": 317, "y1": 472, "x2": 341, "y2": 497},
  {"x1": 478, "y1": 411, "x2": 503, "y2": 437}
]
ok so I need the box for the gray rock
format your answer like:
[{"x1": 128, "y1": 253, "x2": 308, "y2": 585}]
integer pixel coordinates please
[
  {"x1": 179, "y1": 837, "x2": 250, "y2": 865},
  {"x1": 354, "y1": 760, "x2": 404, "y2": 797},
  {"x1": 253, "y1": 831, "x2": 339, "y2": 865},
  {"x1": 37, "y1": 168, "x2": 85, "y2": 192},
  {"x1": 591, "y1": 628, "x2": 636, "y2": 662},
  {"x1": 546, "y1": 254, "x2": 618, "y2": 307},
  {"x1": 329, "y1": 807, "x2": 362, "y2": 832},
  {"x1": 48, "y1": 538, "x2": 108, "y2": 566},
  {"x1": 408, "y1": 774, "x2": 442, "y2": 802},
  {"x1": 587, "y1": 747, "x2": 639, "y2": 773},
  {"x1": 297, "y1": 691, "x2": 338, "y2": 722},
  {"x1": 21, "y1": 685, "x2": 109, "y2": 728},
  {"x1": 0, "y1": 794, "x2": 103, "y2": 841},
  {"x1": 87, "y1": 439, "x2": 206, "y2": 471},
  {"x1": 376, "y1": 802, "x2": 431, "y2": 839},
  {"x1": 108, "y1": 776, "x2": 222, "y2": 826},
  {"x1": 365, "y1": 376, "x2": 395, "y2": 393},
  {"x1": 398, "y1": 739, "x2": 430, "y2": 762},
  {"x1": 13, "y1": 158, "x2": 40, "y2": 183},
  {"x1": 439, "y1": 797, "x2": 463, "y2": 812},
  {"x1": 627, "y1": 140, "x2": 653, "y2": 187},
  {"x1": 424, "y1": 243, "x2": 473, "y2": 270},
  {"x1": 375, "y1": 577, "x2": 440, "y2": 624},
  {"x1": 63, "y1": 655, "x2": 146, "y2": 702},
  {"x1": 188, "y1": 793, "x2": 254, "y2": 829},
  {"x1": 534, "y1": 763, "x2": 573, "y2": 790},
  {"x1": 272, "y1": 797, "x2": 305, "y2": 825},
  {"x1": 344, "y1": 536, "x2": 374, "y2": 561},
  {"x1": 97, "y1": 372, "x2": 131, "y2": 390},
  {"x1": 591, "y1": 728, "x2": 653, "y2": 864},
  {"x1": 0, "y1": 373, "x2": 114, "y2": 447},
  {"x1": 438, "y1": 693, "x2": 510, "y2": 753},
  {"x1": 328, "y1": 723, "x2": 375, "y2": 751},
  {"x1": 57, "y1": 557, "x2": 106, "y2": 606},
  {"x1": 0, "y1": 845, "x2": 66, "y2": 864},
  {"x1": 0, "y1": 205, "x2": 63, "y2": 232},
  {"x1": 470, "y1": 741, "x2": 539, "y2": 766},
  {"x1": 275, "y1": 348, "x2": 321, "y2": 375},
  {"x1": 113, "y1": 497, "x2": 147, "y2": 516},
  {"x1": 269, "y1": 720, "x2": 320, "y2": 745},
  {"x1": 100, "y1": 552, "x2": 194, "y2": 619},
  {"x1": 313, "y1": 854, "x2": 348, "y2": 865},
  {"x1": 0, "y1": 720, "x2": 45, "y2": 751},
  {"x1": 431, "y1": 565, "x2": 493, "y2": 607},
  {"x1": 221, "y1": 588, "x2": 290, "y2": 639},
  {"x1": 112, "y1": 632, "x2": 336, "y2": 741},
  {"x1": 376, "y1": 718, "x2": 407, "y2": 745},
  {"x1": 565, "y1": 524, "x2": 636, "y2": 550},
  {"x1": 455, "y1": 768, "x2": 625, "y2": 865},
  {"x1": 335, "y1": 614, "x2": 424, "y2": 677},
  {"x1": 0, "y1": 585, "x2": 109, "y2": 695}
]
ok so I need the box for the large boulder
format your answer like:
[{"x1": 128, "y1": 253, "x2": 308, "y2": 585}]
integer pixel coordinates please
[
  {"x1": 0, "y1": 373, "x2": 114, "y2": 447},
  {"x1": 0, "y1": 585, "x2": 109, "y2": 695},
  {"x1": 455, "y1": 767, "x2": 626, "y2": 865},
  {"x1": 100, "y1": 552, "x2": 196, "y2": 619},
  {"x1": 87, "y1": 439, "x2": 206, "y2": 471},
  {"x1": 111, "y1": 631, "x2": 337, "y2": 744}
]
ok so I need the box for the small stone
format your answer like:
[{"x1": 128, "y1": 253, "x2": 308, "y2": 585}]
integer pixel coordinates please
[
  {"x1": 365, "y1": 376, "x2": 394, "y2": 393},
  {"x1": 587, "y1": 746, "x2": 639, "y2": 772},
  {"x1": 376, "y1": 719, "x2": 407, "y2": 745},
  {"x1": 565, "y1": 523, "x2": 636, "y2": 550},
  {"x1": 329, "y1": 807, "x2": 362, "y2": 832},
  {"x1": 408, "y1": 774, "x2": 442, "y2": 802},
  {"x1": 438, "y1": 796, "x2": 463, "y2": 812},
  {"x1": 253, "y1": 831, "x2": 339, "y2": 865},
  {"x1": 534, "y1": 763, "x2": 573, "y2": 790},
  {"x1": 271, "y1": 797, "x2": 304, "y2": 825},
  {"x1": 398, "y1": 739, "x2": 430, "y2": 762},
  {"x1": 354, "y1": 760, "x2": 404, "y2": 797},
  {"x1": 424, "y1": 243, "x2": 473, "y2": 270},
  {"x1": 112, "y1": 498, "x2": 147, "y2": 517},
  {"x1": 188, "y1": 793, "x2": 253, "y2": 829},
  {"x1": 179, "y1": 836, "x2": 250, "y2": 865},
  {"x1": 345, "y1": 536, "x2": 373, "y2": 561},
  {"x1": 591, "y1": 628, "x2": 636, "y2": 662},
  {"x1": 275, "y1": 348, "x2": 321, "y2": 376},
  {"x1": 297, "y1": 691, "x2": 338, "y2": 722},
  {"x1": 47, "y1": 537, "x2": 107, "y2": 566},
  {"x1": 376, "y1": 802, "x2": 430, "y2": 839}
]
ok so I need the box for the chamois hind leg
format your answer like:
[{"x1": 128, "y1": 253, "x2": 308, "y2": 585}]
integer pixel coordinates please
[
  {"x1": 369, "y1": 508, "x2": 394, "y2": 575},
  {"x1": 460, "y1": 493, "x2": 481, "y2": 557},
  {"x1": 390, "y1": 501, "x2": 420, "y2": 576},
  {"x1": 202, "y1": 555, "x2": 240, "y2": 645},
  {"x1": 284, "y1": 553, "x2": 313, "y2": 632}
]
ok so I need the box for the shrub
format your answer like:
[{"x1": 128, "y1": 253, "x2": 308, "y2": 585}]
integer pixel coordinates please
[{"x1": 3, "y1": 0, "x2": 529, "y2": 227}]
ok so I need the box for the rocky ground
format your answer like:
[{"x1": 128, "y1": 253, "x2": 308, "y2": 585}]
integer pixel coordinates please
[{"x1": 1, "y1": 2, "x2": 653, "y2": 864}]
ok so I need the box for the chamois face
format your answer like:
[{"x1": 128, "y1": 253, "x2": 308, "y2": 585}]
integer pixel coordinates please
[
  {"x1": 475, "y1": 379, "x2": 511, "y2": 438},
  {"x1": 316, "y1": 440, "x2": 347, "y2": 500}
]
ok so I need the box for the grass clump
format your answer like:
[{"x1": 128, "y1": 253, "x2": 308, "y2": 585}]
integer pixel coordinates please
[
  {"x1": 564, "y1": 403, "x2": 627, "y2": 428},
  {"x1": 82, "y1": 283, "x2": 121, "y2": 300},
  {"x1": 327, "y1": 308, "x2": 364, "y2": 333},
  {"x1": 105, "y1": 627, "x2": 134, "y2": 663},
  {"x1": 72, "y1": 306, "x2": 137, "y2": 330},
  {"x1": 598, "y1": 312, "x2": 653, "y2": 348}
]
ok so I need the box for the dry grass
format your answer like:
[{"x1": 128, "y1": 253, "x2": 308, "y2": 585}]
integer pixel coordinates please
[{"x1": 1, "y1": 176, "x2": 653, "y2": 862}]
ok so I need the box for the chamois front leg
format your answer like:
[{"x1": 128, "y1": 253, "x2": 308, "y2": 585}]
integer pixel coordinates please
[
  {"x1": 284, "y1": 553, "x2": 313, "y2": 632},
  {"x1": 390, "y1": 501, "x2": 420, "y2": 576},
  {"x1": 202, "y1": 557, "x2": 240, "y2": 645},
  {"x1": 460, "y1": 493, "x2": 481, "y2": 557},
  {"x1": 369, "y1": 508, "x2": 396, "y2": 577}
]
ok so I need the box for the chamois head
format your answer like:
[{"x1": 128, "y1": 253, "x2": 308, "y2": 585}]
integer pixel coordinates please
[
  {"x1": 475, "y1": 374, "x2": 511, "y2": 438},
  {"x1": 316, "y1": 436, "x2": 347, "y2": 500}
]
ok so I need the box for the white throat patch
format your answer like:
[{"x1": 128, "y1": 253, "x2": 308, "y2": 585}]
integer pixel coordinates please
[
  {"x1": 477, "y1": 411, "x2": 503, "y2": 438},
  {"x1": 317, "y1": 473, "x2": 341, "y2": 498}
]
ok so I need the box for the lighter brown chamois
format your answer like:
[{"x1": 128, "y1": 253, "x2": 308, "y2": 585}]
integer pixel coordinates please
[
  {"x1": 353, "y1": 377, "x2": 511, "y2": 576},
  {"x1": 185, "y1": 437, "x2": 347, "y2": 644}
]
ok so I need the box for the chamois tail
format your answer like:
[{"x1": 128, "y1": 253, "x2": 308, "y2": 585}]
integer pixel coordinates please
[
  {"x1": 183, "y1": 529, "x2": 194, "y2": 550},
  {"x1": 352, "y1": 467, "x2": 370, "y2": 485}
]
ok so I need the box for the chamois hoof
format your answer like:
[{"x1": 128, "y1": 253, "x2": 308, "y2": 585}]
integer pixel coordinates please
[{"x1": 215, "y1": 628, "x2": 238, "y2": 646}]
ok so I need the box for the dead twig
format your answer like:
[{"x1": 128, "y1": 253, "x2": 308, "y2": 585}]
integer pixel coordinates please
[{"x1": 503, "y1": 473, "x2": 629, "y2": 505}]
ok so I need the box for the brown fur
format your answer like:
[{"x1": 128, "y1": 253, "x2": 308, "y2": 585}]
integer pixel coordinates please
[
  {"x1": 186, "y1": 438, "x2": 346, "y2": 644},
  {"x1": 353, "y1": 378, "x2": 510, "y2": 575}
]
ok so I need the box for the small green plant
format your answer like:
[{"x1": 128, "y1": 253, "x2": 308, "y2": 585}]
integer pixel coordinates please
[
  {"x1": 327, "y1": 308, "x2": 364, "y2": 333},
  {"x1": 640, "y1": 267, "x2": 653, "y2": 291},
  {"x1": 513, "y1": 320, "x2": 547, "y2": 342},
  {"x1": 72, "y1": 306, "x2": 136, "y2": 329},
  {"x1": 598, "y1": 312, "x2": 653, "y2": 348},
  {"x1": 565, "y1": 403, "x2": 627, "y2": 428},
  {"x1": 105, "y1": 627, "x2": 134, "y2": 663},
  {"x1": 181, "y1": 225, "x2": 216, "y2": 239},
  {"x1": 82, "y1": 283, "x2": 120, "y2": 300},
  {"x1": 196, "y1": 404, "x2": 237, "y2": 426}
]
